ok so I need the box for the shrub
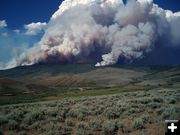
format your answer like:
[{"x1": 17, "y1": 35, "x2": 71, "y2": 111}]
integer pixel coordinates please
[
  {"x1": 89, "y1": 119, "x2": 101, "y2": 130},
  {"x1": 139, "y1": 98, "x2": 151, "y2": 105},
  {"x1": 77, "y1": 113, "x2": 84, "y2": 121},
  {"x1": 18, "y1": 131, "x2": 27, "y2": 135},
  {"x1": 45, "y1": 122, "x2": 61, "y2": 135},
  {"x1": 56, "y1": 115, "x2": 65, "y2": 122},
  {"x1": 23, "y1": 109, "x2": 45, "y2": 125},
  {"x1": 62, "y1": 127, "x2": 72, "y2": 135},
  {"x1": 66, "y1": 110, "x2": 75, "y2": 118},
  {"x1": 76, "y1": 128, "x2": 83, "y2": 135},
  {"x1": 138, "y1": 130, "x2": 147, "y2": 135},
  {"x1": 94, "y1": 106, "x2": 104, "y2": 115},
  {"x1": 86, "y1": 129, "x2": 94, "y2": 135},
  {"x1": 67, "y1": 106, "x2": 88, "y2": 120},
  {"x1": 104, "y1": 107, "x2": 120, "y2": 119},
  {"x1": 46, "y1": 108, "x2": 58, "y2": 117},
  {"x1": 156, "y1": 107, "x2": 165, "y2": 115},
  {"x1": 152, "y1": 98, "x2": 164, "y2": 103},
  {"x1": 133, "y1": 118, "x2": 144, "y2": 130},
  {"x1": 29, "y1": 121, "x2": 41, "y2": 131},
  {"x1": 7, "y1": 120, "x2": 18, "y2": 130},
  {"x1": 117, "y1": 121, "x2": 124, "y2": 130},
  {"x1": 6, "y1": 109, "x2": 25, "y2": 122},
  {"x1": 65, "y1": 118, "x2": 74, "y2": 126},
  {"x1": 102, "y1": 120, "x2": 118, "y2": 134},
  {"x1": 148, "y1": 103, "x2": 161, "y2": 109},
  {"x1": 161, "y1": 107, "x2": 179, "y2": 119},
  {"x1": 0, "y1": 115, "x2": 8, "y2": 125},
  {"x1": 77, "y1": 122, "x2": 87, "y2": 129},
  {"x1": 126, "y1": 108, "x2": 141, "y2": 115},
  {"x1": 76, "y1": 122, "x2": 87, "y2": 135},
  {"x1": 141, "y1": 114, "x2": 150, "y2": 124},
  {"x1": 169, "y1": 99, "x2": 176, "y2": 104}
]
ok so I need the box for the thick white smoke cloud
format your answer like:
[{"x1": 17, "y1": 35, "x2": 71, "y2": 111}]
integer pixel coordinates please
[{"x1": 2, "y1": 0, "x2": 180, "y2": 69}]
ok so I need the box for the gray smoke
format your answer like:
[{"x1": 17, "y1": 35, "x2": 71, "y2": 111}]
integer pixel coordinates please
[{"x1": 3, "y1": 0, "x2": 180, "y2": 69}]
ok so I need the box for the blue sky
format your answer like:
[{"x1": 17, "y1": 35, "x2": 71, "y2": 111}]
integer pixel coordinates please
[
  {"x1": 0, "y1": 0, "x2": 62, "y2": 29},
  {"x1": 0, "y1": 0, "x2": 63, "y2": 63},
  {"x1": 0, "y1": 0, "x2": 179, "y2": 29},
  {"x1": 0, "y1": 0, "x2": 179, "y2": 64}
]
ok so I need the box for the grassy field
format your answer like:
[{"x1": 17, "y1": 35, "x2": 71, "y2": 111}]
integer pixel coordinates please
[{"x1": 0, "y1": 64, "x2": 180, "y2": 134}]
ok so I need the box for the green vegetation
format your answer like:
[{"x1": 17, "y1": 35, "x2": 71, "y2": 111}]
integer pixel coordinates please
[
  {"x1": 102, "y1": 120, "x2": 118, "y2": 134},
  {"x1": 0, "y1": 64, "x2": 180, "y2": 134},
  {"x1": 133, "y1": 118, "x2": 144, "y2": 130},
  {"x1": 0, "y1": 89, "x2": 179, "y2": 135},
  {"x1": 0, "y1": 64, "x2": 180, "y2": 105}
]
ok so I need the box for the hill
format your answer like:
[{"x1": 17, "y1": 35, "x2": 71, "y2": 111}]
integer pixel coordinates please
[{"x1": 0, "y1": 64, "x2": 180, "y2": 105}]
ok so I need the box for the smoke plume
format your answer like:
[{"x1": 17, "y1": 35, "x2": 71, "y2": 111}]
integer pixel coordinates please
[{"x1": 3, "y1": 0, "x2": 180, "y2": 69}]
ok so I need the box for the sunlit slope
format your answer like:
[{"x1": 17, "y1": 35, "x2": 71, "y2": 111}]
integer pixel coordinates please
[
  {"x1": 0, "y1": 64, "x2": 146, "y2": 87},
  {"x1": 0, "y1": 64, "x2": 180, "y2": 105}
]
